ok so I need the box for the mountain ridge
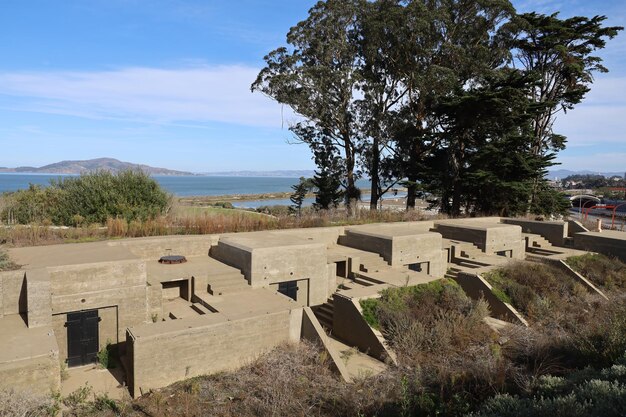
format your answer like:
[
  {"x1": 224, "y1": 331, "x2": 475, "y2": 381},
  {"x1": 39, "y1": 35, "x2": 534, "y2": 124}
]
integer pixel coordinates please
[{"x1": 0, "y1": 158, "x2": 194, "y2": 176}]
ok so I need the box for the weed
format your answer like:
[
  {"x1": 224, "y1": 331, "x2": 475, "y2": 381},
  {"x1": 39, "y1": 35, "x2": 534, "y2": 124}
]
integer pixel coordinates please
[{"x1": 63, "y1": 383, "x2": 92, "y2": 408}]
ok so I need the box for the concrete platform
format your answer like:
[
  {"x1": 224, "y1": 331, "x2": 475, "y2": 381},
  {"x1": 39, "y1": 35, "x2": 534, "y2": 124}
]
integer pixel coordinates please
[{"x1": 62, "y1": 364, "x2": 129, "y2": 400}]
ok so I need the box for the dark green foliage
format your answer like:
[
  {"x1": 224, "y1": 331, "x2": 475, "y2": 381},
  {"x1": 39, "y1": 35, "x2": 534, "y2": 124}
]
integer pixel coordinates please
[
  {"x1": 1, "y1": 171, "x2": 170, "y2": 225},
  {"x1": 255, "y1": 1, "x2": 622, "y2": 216},
  {"x1": 567, "y1": 253, "x2": 626, "y2": 290},
  {"x1": 289, "y1": 177, "x2": 313, "y2": 216}
]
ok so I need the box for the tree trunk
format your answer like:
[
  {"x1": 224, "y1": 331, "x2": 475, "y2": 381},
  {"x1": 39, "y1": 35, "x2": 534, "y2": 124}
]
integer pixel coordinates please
[
  {"x1": 406, "y1": 176, "x2": 417, "y2": 210},
  {"x1": 344, "y1": 133, "x2": 357, "y2": 217},
  {"x1": 369, "y1": 138, "x2": 380, "y2": 211}
]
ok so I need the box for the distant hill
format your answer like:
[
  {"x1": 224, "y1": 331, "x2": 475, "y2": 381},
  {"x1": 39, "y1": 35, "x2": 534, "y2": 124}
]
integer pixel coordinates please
[
  {"x1": 546, "y1": 169, "x2": 624, "y2": 180},
  {"x1": 202, "y1": 170, "x2": 315, "y2": 178},
  {"x1": 0, "y1": 158, "x2": 194, "y2": 176}
]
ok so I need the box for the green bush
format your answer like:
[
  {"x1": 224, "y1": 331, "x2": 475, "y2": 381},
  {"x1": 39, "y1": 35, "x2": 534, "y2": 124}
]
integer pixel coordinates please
[
  {"x1": 97, "y1": 340, "x2": 116, "y2": 369},
  {"x1": 1, "y1": 171, "x2": 171, "y2": 225}
]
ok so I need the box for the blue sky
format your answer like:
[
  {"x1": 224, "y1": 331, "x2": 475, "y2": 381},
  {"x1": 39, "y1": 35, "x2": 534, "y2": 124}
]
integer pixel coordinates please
[{"x1": 0, "y1": 0, "x2": 624, "y2": 173}]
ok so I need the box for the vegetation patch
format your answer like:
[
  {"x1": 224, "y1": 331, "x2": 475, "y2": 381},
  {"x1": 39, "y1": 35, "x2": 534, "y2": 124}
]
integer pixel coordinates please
[
  {"x1": 482, "y1": 262, "x2": 585, "y2": 321},
  {"x1": 566, "y1": 253, "x2": 626, "y2": 291},
  {"x1": 0, "y1": 249, "x2": 19, "y2": 271},
  {"x1": 1, "y1": 171, "x2": 170, "y2": 225}
]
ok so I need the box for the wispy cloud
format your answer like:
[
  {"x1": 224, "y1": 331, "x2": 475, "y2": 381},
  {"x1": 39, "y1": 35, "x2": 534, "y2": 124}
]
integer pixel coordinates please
[{"x1": 0, "y1": 65, "x2": 292, "y2": 128}]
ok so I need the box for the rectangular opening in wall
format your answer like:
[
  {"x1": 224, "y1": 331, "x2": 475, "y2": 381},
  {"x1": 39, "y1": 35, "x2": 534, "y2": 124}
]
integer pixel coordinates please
[
  {"x1": 335, "y1": 261, "x2": 347, "y2": 278},
  {"x1": 162, "y1": 279, "x2": 189, "y2": 301},
  {"x1": 496, "y1": 250, "x2": 512, "y2": 258},
  {"x1": 277, "y1": 280, "x2": 298, "y2": 301},
  {"x1": 407, "y1": 262, "x2": 430, "y2": 274}
]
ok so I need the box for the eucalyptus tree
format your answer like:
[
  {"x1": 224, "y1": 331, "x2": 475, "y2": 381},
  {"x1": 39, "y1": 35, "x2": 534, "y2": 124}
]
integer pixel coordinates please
[
  {"x1": 504, "y1": 12, "x2": 622, "y2": 210},
  {"x1": 392, "y1": 0, "x2": 515, "y2": 210},
  {"x1": 252, "y1": 0, "x2": 365, "y2": 213}
]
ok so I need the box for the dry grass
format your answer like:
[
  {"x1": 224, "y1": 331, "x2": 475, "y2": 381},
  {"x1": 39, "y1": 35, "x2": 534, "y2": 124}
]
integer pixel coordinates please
[
  {"x1": 566, "y1": 253, "x2": 626, "y2": 291},
  {"x1": 0, "y1": 388, "x2": 56, "y2": 417},
  {"x1": 0, "y1": 207, "x2": 437, "y2": 247}
]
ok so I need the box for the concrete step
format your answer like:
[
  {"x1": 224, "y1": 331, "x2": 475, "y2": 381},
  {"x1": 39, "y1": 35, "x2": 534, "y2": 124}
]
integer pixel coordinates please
[
  {"x1": 312, "y1": 297, "x2": 335, "y2": 329},
  {"x1": 190, "y1": 302, "x2": 211, "y2": 315}
]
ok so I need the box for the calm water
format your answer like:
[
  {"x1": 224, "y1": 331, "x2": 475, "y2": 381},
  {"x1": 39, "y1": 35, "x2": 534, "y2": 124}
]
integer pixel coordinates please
[
  {"x1": 0, "y1": 173, "x2": 374, "y2": 200},
  {"x1": 0, "y1": 173, "x2": 306, "y2": 196}
]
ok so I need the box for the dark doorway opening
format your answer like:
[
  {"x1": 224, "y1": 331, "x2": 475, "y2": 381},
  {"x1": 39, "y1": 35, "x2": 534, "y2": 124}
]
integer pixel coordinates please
[
  {"x1": 408, "y1": 262, "x2": 430, "y2": 274},
  {"x1": 278, "y1": 280, "x2": 298, "y2": 301},
  {"x1": 66, "y1": 309, "x2": 100, "y2": 367},
  {"x1": 335, "y1": 261, "x2": 347, "y2": 278}
]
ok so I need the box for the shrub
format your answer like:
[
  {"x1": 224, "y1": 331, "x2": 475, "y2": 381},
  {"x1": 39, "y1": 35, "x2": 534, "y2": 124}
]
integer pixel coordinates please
[
  {"x1": 0, "y1": 388, "x2": 54, "y2": 417},
  {"x1": 97, "y1": 340, "x2": 116, "y2": 369},
  {"x1": 483, "y1": 262, "x2": 580, "y2": 321},
  {"x1": 566, "y1": 253, "x2": 626, "y2": 291},
  {"x1": 1, "y1": 171, "x2": 171, "y2": 226},
  {"x1": 0, "y1": 249, "x2": 19, "y2": 271}
]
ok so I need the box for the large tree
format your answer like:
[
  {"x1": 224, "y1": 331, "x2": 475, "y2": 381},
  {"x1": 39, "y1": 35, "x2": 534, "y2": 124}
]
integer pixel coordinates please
[
  {"x1": 504, "y1": 12, "x2": 622, "y2": 210},
  {"x1": 252, "y1": 0, "x2": 364, "y2": 213}
]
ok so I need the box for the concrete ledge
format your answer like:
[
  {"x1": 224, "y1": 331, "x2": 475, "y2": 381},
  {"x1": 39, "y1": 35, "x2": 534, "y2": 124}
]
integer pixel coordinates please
[
  {"x1": 301, "y1": 307, "x2": 352, "y2": 383},
  {"x1": 453, "y1": 271, "x2": 528, "y2": 327}
]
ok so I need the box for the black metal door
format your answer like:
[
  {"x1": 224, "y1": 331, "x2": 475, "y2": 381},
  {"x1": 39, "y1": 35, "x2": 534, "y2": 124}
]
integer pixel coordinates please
[
  {"x1": 278, "y1": 281, "x2": 298, "y2": 301},
  {"x1": 66, "y1": 310, "x2": 99, "y2": 367}
]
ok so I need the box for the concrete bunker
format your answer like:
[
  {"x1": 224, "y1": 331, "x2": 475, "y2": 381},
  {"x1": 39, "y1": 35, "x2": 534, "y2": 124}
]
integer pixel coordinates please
[{"x1": 0, "y1": 217, "x2": 615, "y2": 398}]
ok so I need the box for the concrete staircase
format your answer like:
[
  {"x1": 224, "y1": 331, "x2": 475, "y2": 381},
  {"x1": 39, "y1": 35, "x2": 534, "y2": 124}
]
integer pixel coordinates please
[
  {"x1": 522, "y1": 233, "x2": 561, "y2": 256},
  {"x1": 358, "y1": 252, "x2": 390, "y2": 273},
  {"x1": 444, "y1": 266, "x2": 462, "y2": 281},
  {"x1": 444, "y1": 239, "x2": 484, "y2": 261},
  {"x1": 206, "y1": 270, "x2": 249, "y2": 296},
  {"x1": 312, "y1": 297, "x2": 335, "y2": 329}
]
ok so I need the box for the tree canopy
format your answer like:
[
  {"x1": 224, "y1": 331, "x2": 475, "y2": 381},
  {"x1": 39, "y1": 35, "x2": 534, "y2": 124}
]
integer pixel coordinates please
[{"x1": 254, "y1": 0, "x2": 622, "y2": 217}]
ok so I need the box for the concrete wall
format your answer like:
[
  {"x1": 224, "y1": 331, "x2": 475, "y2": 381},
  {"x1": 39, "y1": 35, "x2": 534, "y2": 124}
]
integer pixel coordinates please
[
  {"x1": 502, "y1": 218, "x2": 568, "y2": 246},
  {"x1": 332, "y1": 293, "x2": 393, "y2": 362},
  {"x1": 26, "y1": 268, "x2": 52, "y2": 328},
  {"x1": 0, "y1": 270, "x2": 27, "y2": 317},
  {"x1": 453, "y1": 271, "x2": 528, "y2": 326},
  {"x1": 127, "y1": 308, "x2": 303, "y2": 397},
  {"x1": 574, "y1": 231, "x2": 626, "y2": 262},
  {"x1": 567, "y1": 220, "x2": 589, "y2": 237},
  {"x1": 46, "y1": 259, "x2": 148, "y2": 360},
  {"x1": 300, "y1": 307, "x2": 352, "y2": 382},
  {"x1": 435, "y1": 223, "x2": 524, "y2": 259},
  {"x1": 341, "y1": 230, "x2": 393, "y2": 263},
  {"x1": 0, "y1": 351, "x2": 60, "y2": 395},
  {"x1": 108, "y1": 235, "x2": 219, "y2": 260}
]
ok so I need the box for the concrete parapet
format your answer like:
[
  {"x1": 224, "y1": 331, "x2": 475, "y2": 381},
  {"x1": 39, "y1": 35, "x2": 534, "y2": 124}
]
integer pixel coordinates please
[
  {"x1": 435, "y1": 221, "x2": 525, "y2": 259},
  {"x1": 301, "y1": 307, "x2": 352, "y2": 382},
  {"x1": 0, "y1": 270, "x2": 27, "y2": 317},
  {"x1": 107, "y1": 234, "x2": 219, "y2": 259},
  {"x1": 0, "y1": 315, "x2": 60, "y2": 395},
  {"x1": 574, "y1": 231, "x2": 626, "y2": 262},
  {"x1": 567, "y1": 220, "x2": 589, "y2": 236},
  {"x1": 26, "y1": 268, "x2": 52, "y2": 328},
  {"x1": 453, "y1": 271, "x2": 528, "y2": 326},
  {"x1": 126, "y1": 308, "x2": 302, "y2": 398},
  {"x1": 502, "y1": 218, "x2": 568, "y2": 247},
  {"x1": 331, "y1": 293, "x2": 397, "y2": 364}
]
